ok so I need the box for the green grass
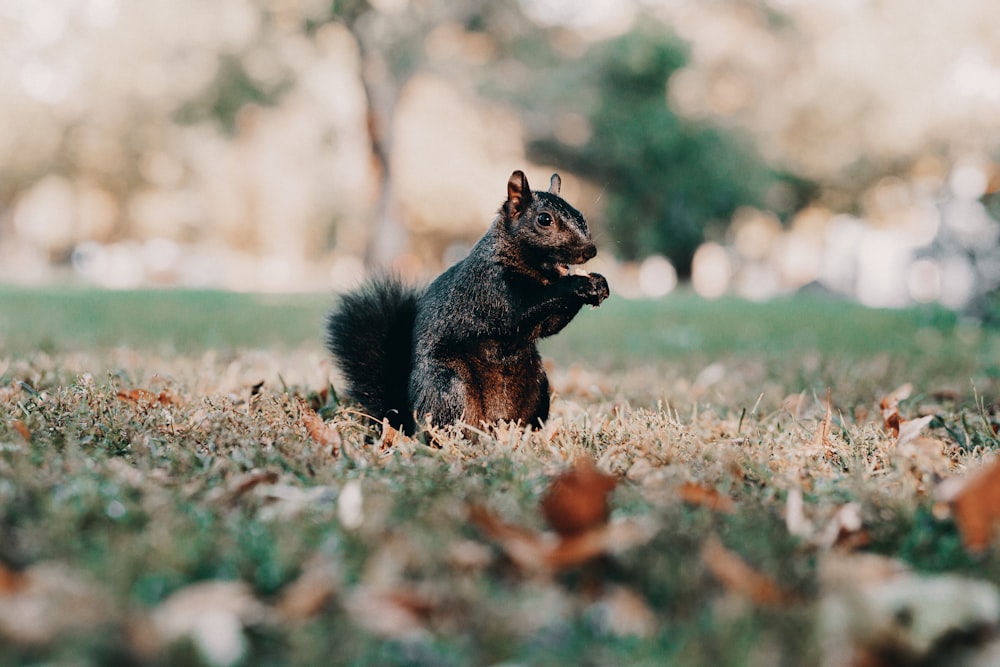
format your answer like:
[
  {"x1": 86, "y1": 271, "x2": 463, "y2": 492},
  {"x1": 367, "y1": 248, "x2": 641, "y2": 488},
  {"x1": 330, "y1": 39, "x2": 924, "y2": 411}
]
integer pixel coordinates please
[
  {"x1": 1, "y1": 286, "x2": 999, "y2": 666},
  {"x1": 0, "y1": 285, "x2": 331, "y2": 353},
  {"x1": 2, "y1": 283, "x2": 993, "y2": 370}
]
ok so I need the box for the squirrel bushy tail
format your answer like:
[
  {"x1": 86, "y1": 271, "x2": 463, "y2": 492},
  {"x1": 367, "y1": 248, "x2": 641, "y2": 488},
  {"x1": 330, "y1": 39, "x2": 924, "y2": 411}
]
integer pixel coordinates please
[{"x1": 325, "y1": 275, "x2": 420, "y2": 432}]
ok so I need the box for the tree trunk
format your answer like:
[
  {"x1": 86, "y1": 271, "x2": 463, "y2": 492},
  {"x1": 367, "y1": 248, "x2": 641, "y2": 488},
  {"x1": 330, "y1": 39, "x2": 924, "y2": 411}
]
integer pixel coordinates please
[{"x1": 357, "y1": 43, "x2": 408, "y2": 270}]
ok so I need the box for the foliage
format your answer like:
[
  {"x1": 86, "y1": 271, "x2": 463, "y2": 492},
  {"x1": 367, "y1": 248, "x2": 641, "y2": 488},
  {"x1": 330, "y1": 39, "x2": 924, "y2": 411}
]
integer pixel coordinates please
[
  {"x1": 523, "y1": 26, "x2": 803, "y2": 274},
  {"x1": 174, "y1": 55, "x2": 293, "y2": 135}
]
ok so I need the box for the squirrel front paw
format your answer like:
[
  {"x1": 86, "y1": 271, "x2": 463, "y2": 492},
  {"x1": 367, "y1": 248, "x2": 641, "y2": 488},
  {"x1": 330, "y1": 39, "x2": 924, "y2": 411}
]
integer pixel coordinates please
[{"x1": 573, "y1": 272, "x2": 609, "y2": 306}]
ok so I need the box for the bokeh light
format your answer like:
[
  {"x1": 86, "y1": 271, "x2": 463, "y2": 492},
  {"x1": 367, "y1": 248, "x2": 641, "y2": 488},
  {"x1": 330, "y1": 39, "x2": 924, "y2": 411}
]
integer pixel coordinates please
[{"x1": 0, "y1": 0, "x2": 996, "y2": 313}]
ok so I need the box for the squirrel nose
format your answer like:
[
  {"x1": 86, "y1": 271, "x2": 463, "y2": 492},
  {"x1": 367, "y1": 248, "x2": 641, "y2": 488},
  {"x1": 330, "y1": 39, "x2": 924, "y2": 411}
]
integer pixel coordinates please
[{"x1": 582, "y1": 244, "x2": 597, "y2": 262}]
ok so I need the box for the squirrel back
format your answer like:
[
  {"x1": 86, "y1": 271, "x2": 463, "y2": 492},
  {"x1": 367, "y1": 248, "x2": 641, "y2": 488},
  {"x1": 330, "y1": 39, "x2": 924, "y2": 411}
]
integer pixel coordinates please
[{"x1": 326, "y1": 170, "x2": 609, "y2": 433}]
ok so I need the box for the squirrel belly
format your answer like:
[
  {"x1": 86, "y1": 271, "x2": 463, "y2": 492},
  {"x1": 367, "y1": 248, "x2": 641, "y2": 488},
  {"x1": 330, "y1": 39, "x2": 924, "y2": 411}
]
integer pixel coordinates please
[
  {"x1": 409, "y1": 226, "x2": 554, "y2": 428},
  {"x1": 325, "y1": 170, "x2": 610, "y2": 434}
]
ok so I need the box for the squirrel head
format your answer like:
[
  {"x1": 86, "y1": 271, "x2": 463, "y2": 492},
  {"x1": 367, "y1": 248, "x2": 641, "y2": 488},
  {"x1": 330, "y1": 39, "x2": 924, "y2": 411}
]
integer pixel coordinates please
[{"x1": 497, "y1": 170, "x2": 597, "y2": 284}]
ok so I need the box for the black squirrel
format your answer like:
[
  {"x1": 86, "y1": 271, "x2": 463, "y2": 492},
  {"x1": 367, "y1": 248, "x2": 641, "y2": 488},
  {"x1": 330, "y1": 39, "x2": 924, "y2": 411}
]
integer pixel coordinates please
[{"x1": 326, "y1": 170, "x2": 609, "y2": 433}]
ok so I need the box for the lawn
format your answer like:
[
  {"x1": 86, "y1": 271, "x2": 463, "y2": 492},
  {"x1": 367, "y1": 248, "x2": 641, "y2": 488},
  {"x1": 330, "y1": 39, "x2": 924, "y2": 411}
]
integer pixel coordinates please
[{"x1": 1, "y1": 285, "x2": 999, "y2": 666}]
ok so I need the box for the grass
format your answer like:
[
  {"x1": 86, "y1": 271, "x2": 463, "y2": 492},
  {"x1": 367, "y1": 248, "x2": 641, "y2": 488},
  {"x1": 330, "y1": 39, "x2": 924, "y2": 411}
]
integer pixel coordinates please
[
  {"x1": 1, "y1": 285, "x2": 999, "y2": 666},
  {"x1": 0, "y1": 285, "x2": 330, "y2": 352}
]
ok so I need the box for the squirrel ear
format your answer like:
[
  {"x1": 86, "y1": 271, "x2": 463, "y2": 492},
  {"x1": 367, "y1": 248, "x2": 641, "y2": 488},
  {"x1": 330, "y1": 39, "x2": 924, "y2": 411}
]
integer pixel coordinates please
[
  {"x1": 548, "y1": 173, "x2": 561, "y2": 195},
  {"x1": 506, "y1": 170, "x2": 532, "y2": 216}
]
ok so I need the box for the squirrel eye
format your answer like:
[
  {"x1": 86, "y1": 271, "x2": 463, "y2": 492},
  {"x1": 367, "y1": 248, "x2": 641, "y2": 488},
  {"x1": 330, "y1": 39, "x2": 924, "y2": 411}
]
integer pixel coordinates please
[{"x1": 537, "y1": 212, "x2": 553, "y2": 227}]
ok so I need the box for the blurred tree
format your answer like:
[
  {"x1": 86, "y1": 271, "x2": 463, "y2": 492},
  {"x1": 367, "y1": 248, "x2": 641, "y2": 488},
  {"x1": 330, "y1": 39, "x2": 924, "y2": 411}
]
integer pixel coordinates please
[
  {"x1": 313, "y1": 0, "x2": 525, "y2": 268},
  {"x1": 174, "y1": 56, "x2": 291, "y2": 135},
  {"x1": 522, "y1": 26, "x2": 799, "y2": 275}
]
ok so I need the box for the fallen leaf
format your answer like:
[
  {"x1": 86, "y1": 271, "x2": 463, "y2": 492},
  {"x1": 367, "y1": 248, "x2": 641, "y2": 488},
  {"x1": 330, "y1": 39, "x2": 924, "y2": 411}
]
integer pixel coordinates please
[
  {"x1": 896, "y1": 414, "x2": 935, "y2": 447},
  {"x1": 337, "y1": 479, "x2": 364, "y2": 530},
  {"x1": 469, "y1": 505, "x2": 656, "y2": 574},
  {"x1": 813, "y1": 391, "x2": 833, "y2": 451},
  {"x1": 116, "y1": 388, "x2": 175, "y2": 406},
  {"x1": 471, "y1": 459, "x2": 655, "y2": 575},
  {"x1": 817, "y1": 502, "x2": 868, "y2": 551},
  {"x1": 947, "y1": 459, "x2": 1000, "y2": 553},
  {"x1": 0, "y1": 381, "x2": 21, "y2": 405},
  {"x1": 298, "y1": 399, "x2": 341, "y2": 453},
  {"x1": 546, "y1": 518, "x2": 658, "y2": 570},
  {"x1": 785, "y1": 490, "x2": 868, "y2": 550},
  {"x1": 701, "y1": 534, "x2": 793, "y2": 606},
  {"x1": 540, "y1": 457, "x2": 617, "y2": 537},
  {"x1": 880, "y1": 383, "x2": 913, "y2": 437},
  {"x1": 819, "y1": 552, "x2": 910, "y2": 589},
  {"x1": 343, "y1": 585, "x2": 433, "y2": 640},
  {"x1": 378, "y1": 418, "x2": 400, "y2": 449},
  {"x1": 0, "y1": 561, "x2": 118, "y2": 645},
  {"x1": 468, "y1": 504, "x2": 552, "y2": 572},
  {"x1": 254, "y1": 483, "x2": 338, "y2": 521},
  {"x1": 117, "y1": 388, "x2": 156, "y2": 404},
  {"x1": 8, "y1": 420, "x2": 30, "y2": 442},
  {"x1": 678, "y1": 481, "x2": 736, "y2": 514},
  {"x1": 0, "y1": 562, "x2": 25, "y2": 594},
  {"x1": 587, "y1": 586, "x2": 657, "y2": 639},
  {"x1": 898, "y1": 436, "x2": 952, "y2": 495},
  {"x1": 228, "y1": 469, "x2": 280, "y2": 498},
  {"x1": 785, "y1": 487, "x2": 812, "y2": 539},
  {"x1": 820, "y1": 552, "x2": 1000, "y2": 666},
  {"x1": 445, "y1": 539, "x2": 494, "y2": 572},
  {"x1": 276, "y1": 555, "x2": 340, "y2": 620},
  {"x1": 151, "y1": 581, "x2": 269, "y2": 667}
]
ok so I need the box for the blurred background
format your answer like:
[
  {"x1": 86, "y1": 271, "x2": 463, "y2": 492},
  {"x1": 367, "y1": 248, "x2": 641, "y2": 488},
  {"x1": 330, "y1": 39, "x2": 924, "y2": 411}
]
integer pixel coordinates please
[{"x1": 2, "y1": 0, "x2": 999, "y2": 319}]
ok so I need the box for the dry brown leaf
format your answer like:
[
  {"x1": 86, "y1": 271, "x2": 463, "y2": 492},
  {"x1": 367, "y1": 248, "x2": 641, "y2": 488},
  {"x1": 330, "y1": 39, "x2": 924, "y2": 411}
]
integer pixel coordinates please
[
  {"x1": 817, "y1": 503, "x2": 869, "y2": 551},
  {"x1": 229, "y1": 470, "x2": 280, "y2": 498},
  {"x1": 813, "y1": 392, "x2": 834, "y2": 451},
  {"x1": 0, "y1": 562, "x2": 25, "y2": 594},
  {"x1": 469, "y1": 505, "x2": 656, "y2": 574},
  {"x1": 117, "y1": 388, "x2": 157, "y2": 404},
  {"x1": 678, "y1": 481, "x2": 736, "y2": 514},
  {"x1": 546, "y1": 518, "x2": 657, "y2": 570},
  {"x1": 276, "y1": 555, "x2": 340, "y2": 620},
  {"x1": 0, "y1": 381, "x2": 21, "y2": 406},
  {"x1": 116, "y1": 388, "x2": 175, "y2": 406},
  {"x1": 701, "y1": 534, "x2": 793, "y2": 606},
  {"x1": 948, "y1": 459, "x2": 1000, "y2": 553},
  {"x1": 472, "y1": 459, "x2": 652, "y2": 575},
  {"x1": 880, "y1": 383, "x2": 913, "y2": 437},
  {"x1": 344, "y1": 586, "x2": 433, "y2": 639},
  {"x1": 379, "y1": 418, "x2": 400, "y2": 449},
  {"x1": 7, "y1": 419, "x2": 30, "y2": 442},
  {"x1": 468, "y1": 504, "x2": 552, "y2": 571},
  {"x1": 540, "y1": 457, "x2": 617, "y2": 537},
  {"x1": 898, "y1": 436, "x2": 952, "y2": 495},
  {"x1": 298, "y1": 399, "x2": 341, "y2": 453},
  {"x1": 785, "y1": 489, "x2": 869, "y2": 550},
  {"x1": 0, "y1": 561, "x2": 118, "y2": 645},
  {"x1": 253, "y1": 483, "x2": 338, "y2": 521}
]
